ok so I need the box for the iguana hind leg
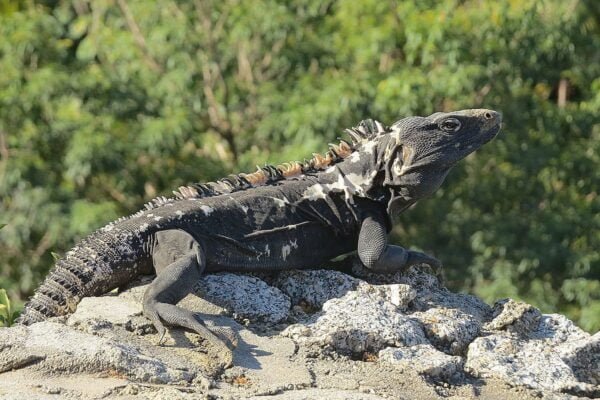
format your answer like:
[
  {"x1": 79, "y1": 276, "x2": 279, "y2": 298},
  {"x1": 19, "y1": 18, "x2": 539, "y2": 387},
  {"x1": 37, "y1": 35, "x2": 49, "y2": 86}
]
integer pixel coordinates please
[{"x1": 143, "y1": 229, "x2": 234, "y2": 363}]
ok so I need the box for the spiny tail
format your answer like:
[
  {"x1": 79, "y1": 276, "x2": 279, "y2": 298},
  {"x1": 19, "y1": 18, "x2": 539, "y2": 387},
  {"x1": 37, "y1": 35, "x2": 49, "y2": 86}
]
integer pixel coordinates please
[{"x1": 16, "y1": 225, "x2": 147, "y2": 325}]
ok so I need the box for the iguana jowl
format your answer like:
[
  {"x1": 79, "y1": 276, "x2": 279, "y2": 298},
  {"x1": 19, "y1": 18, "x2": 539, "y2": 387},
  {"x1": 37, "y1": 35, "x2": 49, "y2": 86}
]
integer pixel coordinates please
[{"x1": 17, "y1": 109, "x2": 502, "y2": 354}]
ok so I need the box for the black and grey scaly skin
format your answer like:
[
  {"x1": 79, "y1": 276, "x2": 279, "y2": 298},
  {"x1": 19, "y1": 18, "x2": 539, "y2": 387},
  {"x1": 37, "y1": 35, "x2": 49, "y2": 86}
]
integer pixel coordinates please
[{"x1": 17, "y1": 109, "x2": 502, "y2": 361}]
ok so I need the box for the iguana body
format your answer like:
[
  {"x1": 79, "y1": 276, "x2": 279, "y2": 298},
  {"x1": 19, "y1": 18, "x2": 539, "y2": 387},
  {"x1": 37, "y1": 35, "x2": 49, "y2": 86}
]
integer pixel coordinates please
[{"x1": 17, "y1": 109, "x2": 502, "y2": 356}]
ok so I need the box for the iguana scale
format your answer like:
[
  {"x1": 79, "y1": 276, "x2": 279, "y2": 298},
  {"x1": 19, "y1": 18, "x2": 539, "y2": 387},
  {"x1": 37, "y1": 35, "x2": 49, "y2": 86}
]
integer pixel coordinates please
[{"x1": 17, "y1": 109, "x2": 502, "y2": 358}]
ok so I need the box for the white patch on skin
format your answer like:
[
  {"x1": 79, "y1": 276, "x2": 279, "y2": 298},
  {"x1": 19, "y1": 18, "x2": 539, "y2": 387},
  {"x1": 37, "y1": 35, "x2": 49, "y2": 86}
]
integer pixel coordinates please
[
  {"x1": 139, "y1": 223, "x2": 149, "y2": 232},
  {"x1": 349, "y1": 152, "x2": 361, "y2": 163},
  {"x1": 103, "y1": 225, "x2": 114, "y2": 232},
  {"x1": 361, "y1": 140, "x2": 378, "y2": 155},
  {"x1": 290, "y1": 239, "x2": 298, "y2": 249},
  {"x1": 153, "y1": 216, "x2": 162, "y2": 222},
  {"x1": 334, "y1": 172, "x2": 371, "y2": 203},
  {"x1": 325, "y1": 165, "x2": 337, "y2": 173},
  {"x1": 175, "y1": 210, "x2": 184, "y2": 219},
  {"x1": 147, "y1": 213, "x2": 154, "y2": 218},
  {"x1": 345, "y1": 173, "x2": 371, "y2": 194},
  {"x1": 392, "y1": 158, "x2": 404, "y2": 176},
  {"x1": 265, "y1": 245, "x2": 270, "y2": 257},
  {"x1": 327, "y1": 173, "x2": 348, "y2": 192},
  {"x1": 454, "y1": 143, "x2": 460, "y2": 148},
  {"x1": 241, "y1": 205, "x2": 249, "y2": 213},
  {"x1": 303, "y1": 170, "x2": 376, "y2": 204},
  {"x1": 302, "y1": 184, "x2": 327, "y2": 200},
  {"x1": 200, "y1": 205, "x2": 214, "y2": 215},
  {"x1": 282, "y1": 244, "x2": 292, "y2": 260},
  {"x1": 272, "y1": 196, "x2": 289, "y2": 207}
]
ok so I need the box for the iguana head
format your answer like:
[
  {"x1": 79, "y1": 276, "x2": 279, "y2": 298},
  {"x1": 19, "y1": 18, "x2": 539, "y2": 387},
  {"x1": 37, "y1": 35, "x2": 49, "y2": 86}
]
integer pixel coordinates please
[{"x1": 381, "y1": 108, "x2": 502, "y2": 214}]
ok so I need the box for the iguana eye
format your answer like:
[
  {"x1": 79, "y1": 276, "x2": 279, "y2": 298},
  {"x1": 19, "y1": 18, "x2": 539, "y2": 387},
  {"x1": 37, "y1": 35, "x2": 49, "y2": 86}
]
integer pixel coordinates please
[{"x1": 440, "y1": 118, "x2": 462, "y2": 133}]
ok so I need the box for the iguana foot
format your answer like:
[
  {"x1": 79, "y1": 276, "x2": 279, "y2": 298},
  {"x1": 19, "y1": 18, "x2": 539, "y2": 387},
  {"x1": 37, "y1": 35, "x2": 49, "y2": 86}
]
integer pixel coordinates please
[
  {"x1": 147, "y1": 301, "x2": 232, "y2": 350},
  {"x1": 406, "y1": 250, "x2": 444, "y2": 282},
  {"x1": 208, "y1": 325, "x2": 239, "y2": 349}
]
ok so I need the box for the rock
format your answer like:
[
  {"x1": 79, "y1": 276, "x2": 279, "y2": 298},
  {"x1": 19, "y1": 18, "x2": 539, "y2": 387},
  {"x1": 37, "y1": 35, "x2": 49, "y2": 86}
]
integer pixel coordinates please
[
  {"x1": 379, "y1": 344, "x2": 464, "y2": 380},
  {"x1": 367, "y1": 283, "x2": 417, "y2": 311},
  {"x1": 465, "y1": 313, "x2": 600, "y2": 397},
  {"x1": 273, "y1": 269, "x2": 361, "y2": 309},
  {"x1": 530, "y1": 313, "x2": 589, "y2": 343},
  {"x1": 558, "y1": 331, "x2": 600, "y2": 386},
  {"x1": 194, "y1": 273, "x2": 291, "y2": 324},
  {"x1": 68, "y1": 296, "x2": 142, "y2": 326},
  {"x1": 282, "y1": 283, "x2": 427, "y2": 355},
  {"x1": 245, "y1": 388, "x2": 387, "y2": 399},
  {"x1": 352, "y1": 264, "x2": 492, "y2": 321},
  {"x1": 412, "y1": 308, "x2": 481, "y2": 355},
  {"x1": 2, "y1": 270, "x2": 594, "y2": 400},
  {"x1": 0, "y1": 322, "x2": 195, "y2": 384},
  {"x1": 485, "y1": 298, "x2": 542, "y2": 335}
]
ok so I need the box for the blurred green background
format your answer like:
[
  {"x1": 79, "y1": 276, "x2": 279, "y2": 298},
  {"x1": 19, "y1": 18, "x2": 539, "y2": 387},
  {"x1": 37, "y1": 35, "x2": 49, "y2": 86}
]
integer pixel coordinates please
[{"x1": 0, "y1": 0, "x2": 598, "y2": 331}]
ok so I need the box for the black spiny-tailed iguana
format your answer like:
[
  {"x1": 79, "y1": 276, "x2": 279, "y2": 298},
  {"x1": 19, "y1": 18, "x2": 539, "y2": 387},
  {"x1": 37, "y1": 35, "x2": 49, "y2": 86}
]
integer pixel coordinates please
[{"x1": 17, "y1": 109, "x2": 502, "y2": 357}]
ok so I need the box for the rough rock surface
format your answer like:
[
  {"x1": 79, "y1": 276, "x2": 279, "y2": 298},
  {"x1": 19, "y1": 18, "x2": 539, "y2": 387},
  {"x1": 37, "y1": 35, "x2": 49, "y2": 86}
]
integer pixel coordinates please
[
  {"x1": 411, "y1": 307, "x2": 481, "y2": 355},
  {"x1": 466, "y1": 311, "x2": 600, "y2": 397},
  {"x1": 379, "y1": 344, "x2": 464, "y2": 380},
  {"x1": 194, "y1": 273, "x2": 291, "y2": 324},
  {"x1": 282, "y1": 283, "x2": 428, "y2": 354},
  {"x1": 484, "y1": 298, "x2": 543, "y2": 335},
  {"x1": 273, "y1": 269, "x2": 361, "y2": 309},
  {"x1": 0, "y1": 267, "x2": 597, "y2": 399}
]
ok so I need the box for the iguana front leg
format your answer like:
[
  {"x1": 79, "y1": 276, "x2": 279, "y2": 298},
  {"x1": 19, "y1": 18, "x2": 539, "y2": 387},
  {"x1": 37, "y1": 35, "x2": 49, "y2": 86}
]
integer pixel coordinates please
[
  {"x1": 143, "y1": 229, "x2": 235, "y2": 365},
  {"x1": 357, "y1": 214, "x2": 442, "y2": 275}
]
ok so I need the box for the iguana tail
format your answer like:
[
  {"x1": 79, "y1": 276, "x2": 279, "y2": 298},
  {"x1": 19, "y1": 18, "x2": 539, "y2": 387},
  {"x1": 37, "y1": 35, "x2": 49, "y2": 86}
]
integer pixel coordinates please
[{"x1": 16, "y1": 223, "x2": 150, "y2": 325}]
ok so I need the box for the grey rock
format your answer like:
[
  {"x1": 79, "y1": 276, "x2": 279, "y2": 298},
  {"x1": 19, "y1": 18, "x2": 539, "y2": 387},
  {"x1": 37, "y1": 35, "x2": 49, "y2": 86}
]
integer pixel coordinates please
[
  {"x1": 466, "y1": 313, "x2": 600, "y2": 397},
  {"x1": 379, "y1": 344, "x2": 464, "y2": 380},
  {"x1": 558, "y1": 331, "x2": 600, "y2": 386},
  {"x1": 245, "y1": 388, "x2": 387, "y2": 399},
  {"x1": 0, "y1": 322, "x2": 194, "y2": 384},
  {"x1": 2, "y1": 271, "x2": 594, "y2": 400},
  {"x1": 367, "y1": 283, "x2": 417, "y2": 311},
  {"x1": 68, "y1": 295, "x2": 142, "y2": 326},
  {"x1": 273, "y1": 269, "x2": 361, "y2": 309},
  {"x1": 412, "y1": 307, "x2": 481, "y2": 355},
  {"x1": 194, "y1": 273, "x2": 291, "y2": 324},
  {"x1": 352, "y1": 264, "x2": 492, "y2": 321},
  {"x1": 485, "y1": 298, "x2": 542, "y2": 335},
  {"x1": 282, "y1": 283, "x2": 427, "y2": 354},
  {"x1": 530, "y1": 313, "x2": 590, "y2": 343}
]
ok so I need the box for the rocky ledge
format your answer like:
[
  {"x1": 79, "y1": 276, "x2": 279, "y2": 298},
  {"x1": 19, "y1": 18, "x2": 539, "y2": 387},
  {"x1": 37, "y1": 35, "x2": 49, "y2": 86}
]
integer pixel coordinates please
[{"x1": 0, "y1": 265, "x2": 598, "y2": 399}]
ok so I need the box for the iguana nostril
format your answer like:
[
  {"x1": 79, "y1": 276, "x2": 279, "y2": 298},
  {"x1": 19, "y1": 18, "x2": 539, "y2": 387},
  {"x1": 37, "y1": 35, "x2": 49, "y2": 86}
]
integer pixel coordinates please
[{"x1": 484, "y1": 111, "x2": 493, "y2": 120}]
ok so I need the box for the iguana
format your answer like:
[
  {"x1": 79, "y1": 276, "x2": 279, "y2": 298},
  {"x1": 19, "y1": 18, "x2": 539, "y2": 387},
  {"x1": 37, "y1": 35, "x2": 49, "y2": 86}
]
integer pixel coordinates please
[{"x1": 17, "y1": 109, "x2": 501, "y2": 356}]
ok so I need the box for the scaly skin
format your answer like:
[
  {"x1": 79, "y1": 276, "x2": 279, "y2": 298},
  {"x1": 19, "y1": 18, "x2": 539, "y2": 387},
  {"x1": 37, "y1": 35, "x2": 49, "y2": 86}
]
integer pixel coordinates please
[{"x1": 17, "y1": 109, "x2": 502, "y2": 365}]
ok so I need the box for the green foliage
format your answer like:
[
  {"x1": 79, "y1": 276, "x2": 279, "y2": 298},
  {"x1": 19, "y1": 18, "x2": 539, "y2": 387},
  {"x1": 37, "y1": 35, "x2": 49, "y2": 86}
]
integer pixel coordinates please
[
  {"x1": 0, "y1": 288, "x2": 18, "y2": 327},
  {"x1": 0, "y1": 0, "x2": 598, "y2": 331}
]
